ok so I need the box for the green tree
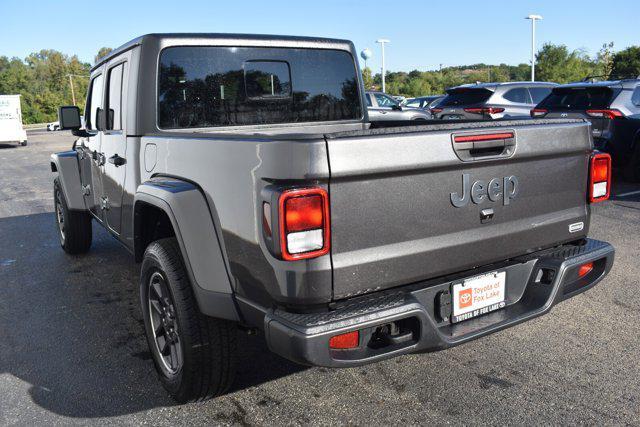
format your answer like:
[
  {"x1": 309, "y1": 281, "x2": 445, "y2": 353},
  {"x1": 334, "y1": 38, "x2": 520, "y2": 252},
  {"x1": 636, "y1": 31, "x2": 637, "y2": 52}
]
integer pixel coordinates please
[
  {"x1": 595, "y1": 42, "x2": 615, "y2": 78},
  {"x1": 535, "y1": 43, "x2": 596, "y2": 83},
  {"x1": 95, "y1": 47, "x2": 113, "y2": 64},
  {"x1": 611, "y1": 46, "x2": 640, "y2": 78},
  {"x1": 361, "y1": 66, "x2": 374, "y2": 89}
]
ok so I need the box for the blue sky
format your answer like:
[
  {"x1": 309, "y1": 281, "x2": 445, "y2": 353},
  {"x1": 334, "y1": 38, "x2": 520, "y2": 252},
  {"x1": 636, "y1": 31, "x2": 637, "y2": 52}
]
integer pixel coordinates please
[{"x1": 1, "y1": 0, "x2": 638, "y2": 73}]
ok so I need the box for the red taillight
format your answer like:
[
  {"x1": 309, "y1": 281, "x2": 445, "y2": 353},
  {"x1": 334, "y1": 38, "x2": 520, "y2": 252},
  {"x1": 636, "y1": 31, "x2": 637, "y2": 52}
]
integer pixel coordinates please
[
  {"x1": 530, "y1": 108, "x2": 548, "y2": 118},
  {"x1": 454, "y1": 132, "x2": 514, "y2": 143},
  {"x1": 589, "y1": 152, "x2": 611, "y2": 203},
  {"x1": 329, "y1": 331, "x2": 359, "y2": 349},
  {"x1": 585, "y1": 109, "x2": 624, "y2": 119},
  {"x1": 430, "y1": 107, "x2": 443, "y2": 114},
  {"x1": 278, "y1": 187, "x2": 330, "y2": 261},
  {"x1": 464, "y1": 107, "x2": 505, "y2": 115},
  {"x1": 578, "y1": 262, "x2": 594, "y2": 278}
]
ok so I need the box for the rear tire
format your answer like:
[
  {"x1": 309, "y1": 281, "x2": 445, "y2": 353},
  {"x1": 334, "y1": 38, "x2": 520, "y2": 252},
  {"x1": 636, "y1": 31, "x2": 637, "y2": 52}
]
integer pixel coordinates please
[
  {"x1": 54, "y1": 178, "x2": 92, "y2": 254},
  {"x1": 20, "y1": 140, "x2": 27, "y2": 146},
  {"x1": 140, "y1": 237, "x2": 237, "y2": 403}
]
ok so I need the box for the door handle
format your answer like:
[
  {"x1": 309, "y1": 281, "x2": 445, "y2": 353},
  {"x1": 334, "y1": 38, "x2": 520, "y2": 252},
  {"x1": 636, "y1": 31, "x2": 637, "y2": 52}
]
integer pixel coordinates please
[{"x1": 108, "y1": 154, "x2": 126, "y2": 167}]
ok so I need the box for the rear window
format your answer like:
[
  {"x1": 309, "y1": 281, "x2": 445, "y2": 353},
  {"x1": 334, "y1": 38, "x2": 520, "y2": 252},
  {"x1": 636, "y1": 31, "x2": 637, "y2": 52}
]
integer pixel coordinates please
[
  {"x1": 158, "y1": 47, "x2": 362, "y2": 129},
  {"x1": 439, "y1": 88, "x2": 493, "y2": 107},
  {"x1": 537, "y1": 87, "x2": 618, "y2": 110}
]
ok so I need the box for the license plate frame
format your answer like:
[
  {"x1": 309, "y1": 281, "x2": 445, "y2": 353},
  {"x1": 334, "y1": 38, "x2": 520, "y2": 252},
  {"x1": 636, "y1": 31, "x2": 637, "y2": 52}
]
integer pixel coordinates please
[{"x1": 451, "y1": 271, "x2": 506, "y2": 323}]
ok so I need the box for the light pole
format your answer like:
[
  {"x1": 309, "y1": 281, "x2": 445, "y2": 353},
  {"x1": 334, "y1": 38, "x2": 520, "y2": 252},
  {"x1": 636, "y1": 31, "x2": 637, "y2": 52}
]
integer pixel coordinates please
[
  {"x1": 376, "y1": 39, "x2": 390, "y2": 93},
  {"x1": 525, "y1": 14, "x2": 543, "y2": 82}
]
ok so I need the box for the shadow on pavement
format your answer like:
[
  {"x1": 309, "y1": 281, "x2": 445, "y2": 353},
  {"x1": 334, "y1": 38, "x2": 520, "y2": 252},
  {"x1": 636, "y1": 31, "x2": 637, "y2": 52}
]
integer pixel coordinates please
[{"x1": 0, "y1": 212, "x2": 305, "y2": 418}]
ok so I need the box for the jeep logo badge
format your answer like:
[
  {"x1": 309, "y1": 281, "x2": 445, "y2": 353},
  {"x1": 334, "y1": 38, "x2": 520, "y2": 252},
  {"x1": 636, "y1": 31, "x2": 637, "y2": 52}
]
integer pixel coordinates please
[{"x1": 450, "y1": 174, "x2": 519, "y2": 207}]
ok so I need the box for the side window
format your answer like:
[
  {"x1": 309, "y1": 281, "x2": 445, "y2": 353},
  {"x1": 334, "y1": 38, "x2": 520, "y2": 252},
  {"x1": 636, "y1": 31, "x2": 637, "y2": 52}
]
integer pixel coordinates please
[
  {"x1": 106, "y1": 63, "x2": 125, "y2": 130},
  {"x1": 374, "y1": 93, "x2": 397, "y2": 107},
  {"x1": 529, "y1": 87, "x2": 552, "y2": 104},
  {"x1": 503, "y1": 88, "x2": 531, "y2": 104},
  {"x1": 86, "y1": 74, "x2": 104, "y2": 131},
  {"x1": 631, "y1": 86, "x2": 640, "y2": 107},
  {"x1": 406, "y1": 99, "x2": 421, "y2": 107},
  {"x1": 365, "y1": 93, "x2": 372, "y2": 107}
]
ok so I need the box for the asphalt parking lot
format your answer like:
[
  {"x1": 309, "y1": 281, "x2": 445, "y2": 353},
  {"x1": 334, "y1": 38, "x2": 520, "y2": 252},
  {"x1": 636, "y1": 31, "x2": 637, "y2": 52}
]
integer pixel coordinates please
[{"x1": 1, "y1": 130, "x2": 639, "y2": 425}]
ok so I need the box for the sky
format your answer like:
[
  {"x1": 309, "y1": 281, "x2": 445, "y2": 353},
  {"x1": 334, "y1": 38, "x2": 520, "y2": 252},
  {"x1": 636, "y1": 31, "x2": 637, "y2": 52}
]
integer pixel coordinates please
[{"x1": 1, "y1": 0, "x2": 638, "y2": 73}]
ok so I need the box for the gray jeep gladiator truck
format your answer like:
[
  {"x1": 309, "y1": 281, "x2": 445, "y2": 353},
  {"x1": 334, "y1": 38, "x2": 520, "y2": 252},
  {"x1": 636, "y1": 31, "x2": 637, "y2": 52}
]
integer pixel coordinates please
[{"x1": 52, "y1": 33, "x2": 615, "y2": 403}]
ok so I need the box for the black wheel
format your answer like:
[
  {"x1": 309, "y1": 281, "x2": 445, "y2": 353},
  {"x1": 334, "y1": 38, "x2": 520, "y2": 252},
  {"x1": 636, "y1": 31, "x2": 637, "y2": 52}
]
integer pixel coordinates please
[
  {"x1": 20, "y1": 140, "x2": 27, "y2": 146},
  {"x1": 140, "y1": 238, "x2": 237, "y2": 403},
  {"x1": 54, "y1": 178, "x2": 92, "y2": 254},
  {"x1": 623, "y1": 142, "x2": 640, "y2": 182}
]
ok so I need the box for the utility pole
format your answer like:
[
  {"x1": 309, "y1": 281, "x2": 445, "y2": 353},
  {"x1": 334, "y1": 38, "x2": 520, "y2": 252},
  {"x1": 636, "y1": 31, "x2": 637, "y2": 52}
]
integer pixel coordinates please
[
  {"x1": 67, "y1": 74, "x2": 89, "y2": 106},
  {"x1": 525, "y1": 15, "x2": 543, "y2": 82},
  {"x1": 68, "y1": 74, "x2": 76, "y2": 106},
  {"x1": 376, "y1": 39, "x2": 390, "y2": 93}
]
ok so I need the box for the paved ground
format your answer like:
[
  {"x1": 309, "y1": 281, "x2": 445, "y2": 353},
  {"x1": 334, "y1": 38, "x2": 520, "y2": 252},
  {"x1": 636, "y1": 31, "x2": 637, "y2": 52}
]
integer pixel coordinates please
[{"x1": 1, "y1": 131, "x2": 639, "y2": 425}]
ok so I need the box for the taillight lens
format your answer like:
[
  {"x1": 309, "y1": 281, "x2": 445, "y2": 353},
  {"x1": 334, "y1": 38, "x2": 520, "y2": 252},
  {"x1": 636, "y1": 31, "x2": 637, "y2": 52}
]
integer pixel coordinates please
[
  {"x1": 278, "y1": 187, "x2": 330, "y2": 261},
  {"x1": 464, "y1": 107, "x2": 505, "y2": 115},
  {"x1": 578, "y1": 262, "x2": 594, "y2": 278},
  {"x1": 530, "y1": 108, "x2": 548, "y2": 118},
  {"x1": 586, "y1": 109, "x2": 624, "y2": 119},
  {"x1": 589, "y1": 152, "x2": 611, "y2": 203},
  {"x1": 329, "y1": 331, "x2": 359, "y2": 349},
  {"x1": 430, "y1": 107, "x2": 443, "y2": 114}
]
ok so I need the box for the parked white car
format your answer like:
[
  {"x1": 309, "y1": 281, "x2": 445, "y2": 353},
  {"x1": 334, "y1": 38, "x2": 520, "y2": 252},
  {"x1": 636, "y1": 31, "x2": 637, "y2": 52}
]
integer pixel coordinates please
[
  {"x1": 0, "y1": 94, "x2": 28, "y2": 146},
  {"x1": 47, "y1": 121, "x2": 60, "y2": 131}
]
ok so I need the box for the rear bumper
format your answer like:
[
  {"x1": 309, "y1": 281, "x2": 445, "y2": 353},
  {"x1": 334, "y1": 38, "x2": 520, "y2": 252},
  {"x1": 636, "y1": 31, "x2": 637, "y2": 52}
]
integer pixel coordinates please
[{"x1": 264, "y1": 239, "x2": 614, "y2": 367}]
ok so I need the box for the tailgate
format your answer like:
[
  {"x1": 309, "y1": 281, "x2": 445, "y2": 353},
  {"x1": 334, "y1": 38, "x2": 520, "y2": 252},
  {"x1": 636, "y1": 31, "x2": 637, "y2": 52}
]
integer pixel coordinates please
[{"x1": 326, "y1": 120, "x2": 592, "y2": 299}]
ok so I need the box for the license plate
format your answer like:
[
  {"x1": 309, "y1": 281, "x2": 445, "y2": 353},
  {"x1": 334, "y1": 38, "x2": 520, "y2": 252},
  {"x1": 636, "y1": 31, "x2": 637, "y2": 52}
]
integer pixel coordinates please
[
  {"x1": 451, "y1": 271, "x2": 506, "y2": 323},
  {"x1": 444, "y1": 115, "x2": 461, "y2": 120}
]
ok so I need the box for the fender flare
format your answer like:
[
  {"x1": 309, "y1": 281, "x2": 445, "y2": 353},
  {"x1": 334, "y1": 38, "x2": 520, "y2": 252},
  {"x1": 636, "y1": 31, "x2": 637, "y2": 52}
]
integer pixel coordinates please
[
  {"x1": 50, "y1": 151, "x2": 86, "y2": 211},
  {"x1": 134, "y1": 177, "x2": 239, "y2": 321}
]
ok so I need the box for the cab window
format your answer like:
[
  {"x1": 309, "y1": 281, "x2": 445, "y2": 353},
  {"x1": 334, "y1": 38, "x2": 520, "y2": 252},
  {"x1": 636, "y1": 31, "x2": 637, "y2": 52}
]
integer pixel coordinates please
[
  {"x1": 86, "y1": 74, "x2": 104, "y2": 131},
  {"x1": 106, "y1": 63, "x2": 125, "y2": 131}
]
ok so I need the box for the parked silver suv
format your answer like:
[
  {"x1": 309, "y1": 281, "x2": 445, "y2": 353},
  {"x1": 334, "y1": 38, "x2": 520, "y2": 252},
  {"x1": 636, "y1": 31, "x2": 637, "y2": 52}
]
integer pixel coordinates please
[
  {"x1": 366, "y1": 91, "x2": 431, "y2": 121},
  {"x1": 431, "y1": 81, "x2": 557, "y2": 120}
]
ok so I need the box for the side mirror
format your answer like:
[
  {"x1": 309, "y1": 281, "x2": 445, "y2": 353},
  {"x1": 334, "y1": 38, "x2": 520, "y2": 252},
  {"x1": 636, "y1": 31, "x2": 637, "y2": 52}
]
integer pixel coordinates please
[
  {"x1": 391, "y1": 104, "x2": 402, "y2": 111},
  {"x1": 58, "y1": 106, "x2": 81, "y2": 130}
]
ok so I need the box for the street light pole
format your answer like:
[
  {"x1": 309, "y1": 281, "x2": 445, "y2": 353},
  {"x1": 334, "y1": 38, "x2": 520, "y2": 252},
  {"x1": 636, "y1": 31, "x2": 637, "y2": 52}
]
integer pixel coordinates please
[
  {"x1": 525, "y1": 15, "x2": 543, "y2": 82},
  {"x1": 376, "y1": 39, "x2": 390, "y2": 93}
]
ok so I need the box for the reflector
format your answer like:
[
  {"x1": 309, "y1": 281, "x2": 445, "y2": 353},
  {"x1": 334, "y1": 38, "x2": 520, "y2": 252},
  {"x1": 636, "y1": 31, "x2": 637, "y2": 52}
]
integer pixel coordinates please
[
  {"x1": 329, "y1": 331, "x2": 359, "y2": 349},
  {"x1": 578, "y1": 262, "x2": 594, "y2": 278}
]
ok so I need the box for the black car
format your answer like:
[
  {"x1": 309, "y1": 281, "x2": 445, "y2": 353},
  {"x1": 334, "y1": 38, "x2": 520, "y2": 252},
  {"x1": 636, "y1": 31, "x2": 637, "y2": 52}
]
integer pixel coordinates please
[{"x1": 532, "y1": 78, "x2": 640, "y2": 181}]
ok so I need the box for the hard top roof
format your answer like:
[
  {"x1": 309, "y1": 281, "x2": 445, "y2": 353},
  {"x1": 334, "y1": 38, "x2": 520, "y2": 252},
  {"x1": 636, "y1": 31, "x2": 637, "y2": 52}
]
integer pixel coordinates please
[{"x1": 91, "y1": 33, "x2": 355, "y2": 72}]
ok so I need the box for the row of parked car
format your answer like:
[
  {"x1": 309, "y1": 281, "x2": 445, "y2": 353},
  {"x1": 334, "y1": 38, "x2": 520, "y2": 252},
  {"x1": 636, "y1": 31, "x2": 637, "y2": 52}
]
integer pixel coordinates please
[{"x1": 372, "y1": 77, "x2": 640, "y2": 181}]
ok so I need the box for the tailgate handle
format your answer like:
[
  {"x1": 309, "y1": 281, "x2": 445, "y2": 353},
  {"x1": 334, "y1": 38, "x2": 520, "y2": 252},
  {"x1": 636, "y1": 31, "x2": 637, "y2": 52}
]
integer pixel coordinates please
[{"x1": 452, "y1": 131, "x2": 516, "y2": 161}]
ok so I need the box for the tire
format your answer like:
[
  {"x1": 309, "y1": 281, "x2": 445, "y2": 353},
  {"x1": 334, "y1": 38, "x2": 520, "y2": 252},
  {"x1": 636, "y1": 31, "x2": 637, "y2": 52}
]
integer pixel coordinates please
[
  {"x1": 623, "y1": 142, "x2": 640, "y2": 183},
  {"x1": 140, "y1": 237, "x2": 237, "y2": 403},
  {"x1": 54, "y1": 178, "x2": 92, "y2": 254},
  {"x1": 20, "y1": 140, "x2": 27, "y2": 146}
]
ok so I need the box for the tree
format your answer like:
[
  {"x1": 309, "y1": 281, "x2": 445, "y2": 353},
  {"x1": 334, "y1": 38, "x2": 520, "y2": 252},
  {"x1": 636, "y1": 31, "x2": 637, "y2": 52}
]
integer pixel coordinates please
[
  {"x1": 595, "y1": 42, "x2": 615, "y2": 79},
  {"x1": 611, "y1": 46, "x2": 640, "y2": 79},
  {"x1": 361, "y1": 67, "x2": 374, "y2": 89},
  {"x1": 535, "y1": 43, "x2": 596, "y2": 83},
  {"x1": 95, "y1": 47, "x2": 113, "y2": 64}
]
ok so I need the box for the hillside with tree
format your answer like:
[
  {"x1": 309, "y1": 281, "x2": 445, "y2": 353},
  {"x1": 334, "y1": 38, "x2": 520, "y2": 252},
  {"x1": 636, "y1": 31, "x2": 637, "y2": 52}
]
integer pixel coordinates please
[{"x1": 1, "y1": 43, "x2": 639, "y2": 124}]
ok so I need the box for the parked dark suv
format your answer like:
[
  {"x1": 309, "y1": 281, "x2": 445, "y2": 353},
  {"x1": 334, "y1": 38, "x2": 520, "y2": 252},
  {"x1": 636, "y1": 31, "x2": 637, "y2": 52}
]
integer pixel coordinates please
[
  {"x1": 532, "y1": 78, "x2": 640, "y2": 181},
  {"x1": 431, "y1": 82, "x2": 556, "y2": 120}
]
